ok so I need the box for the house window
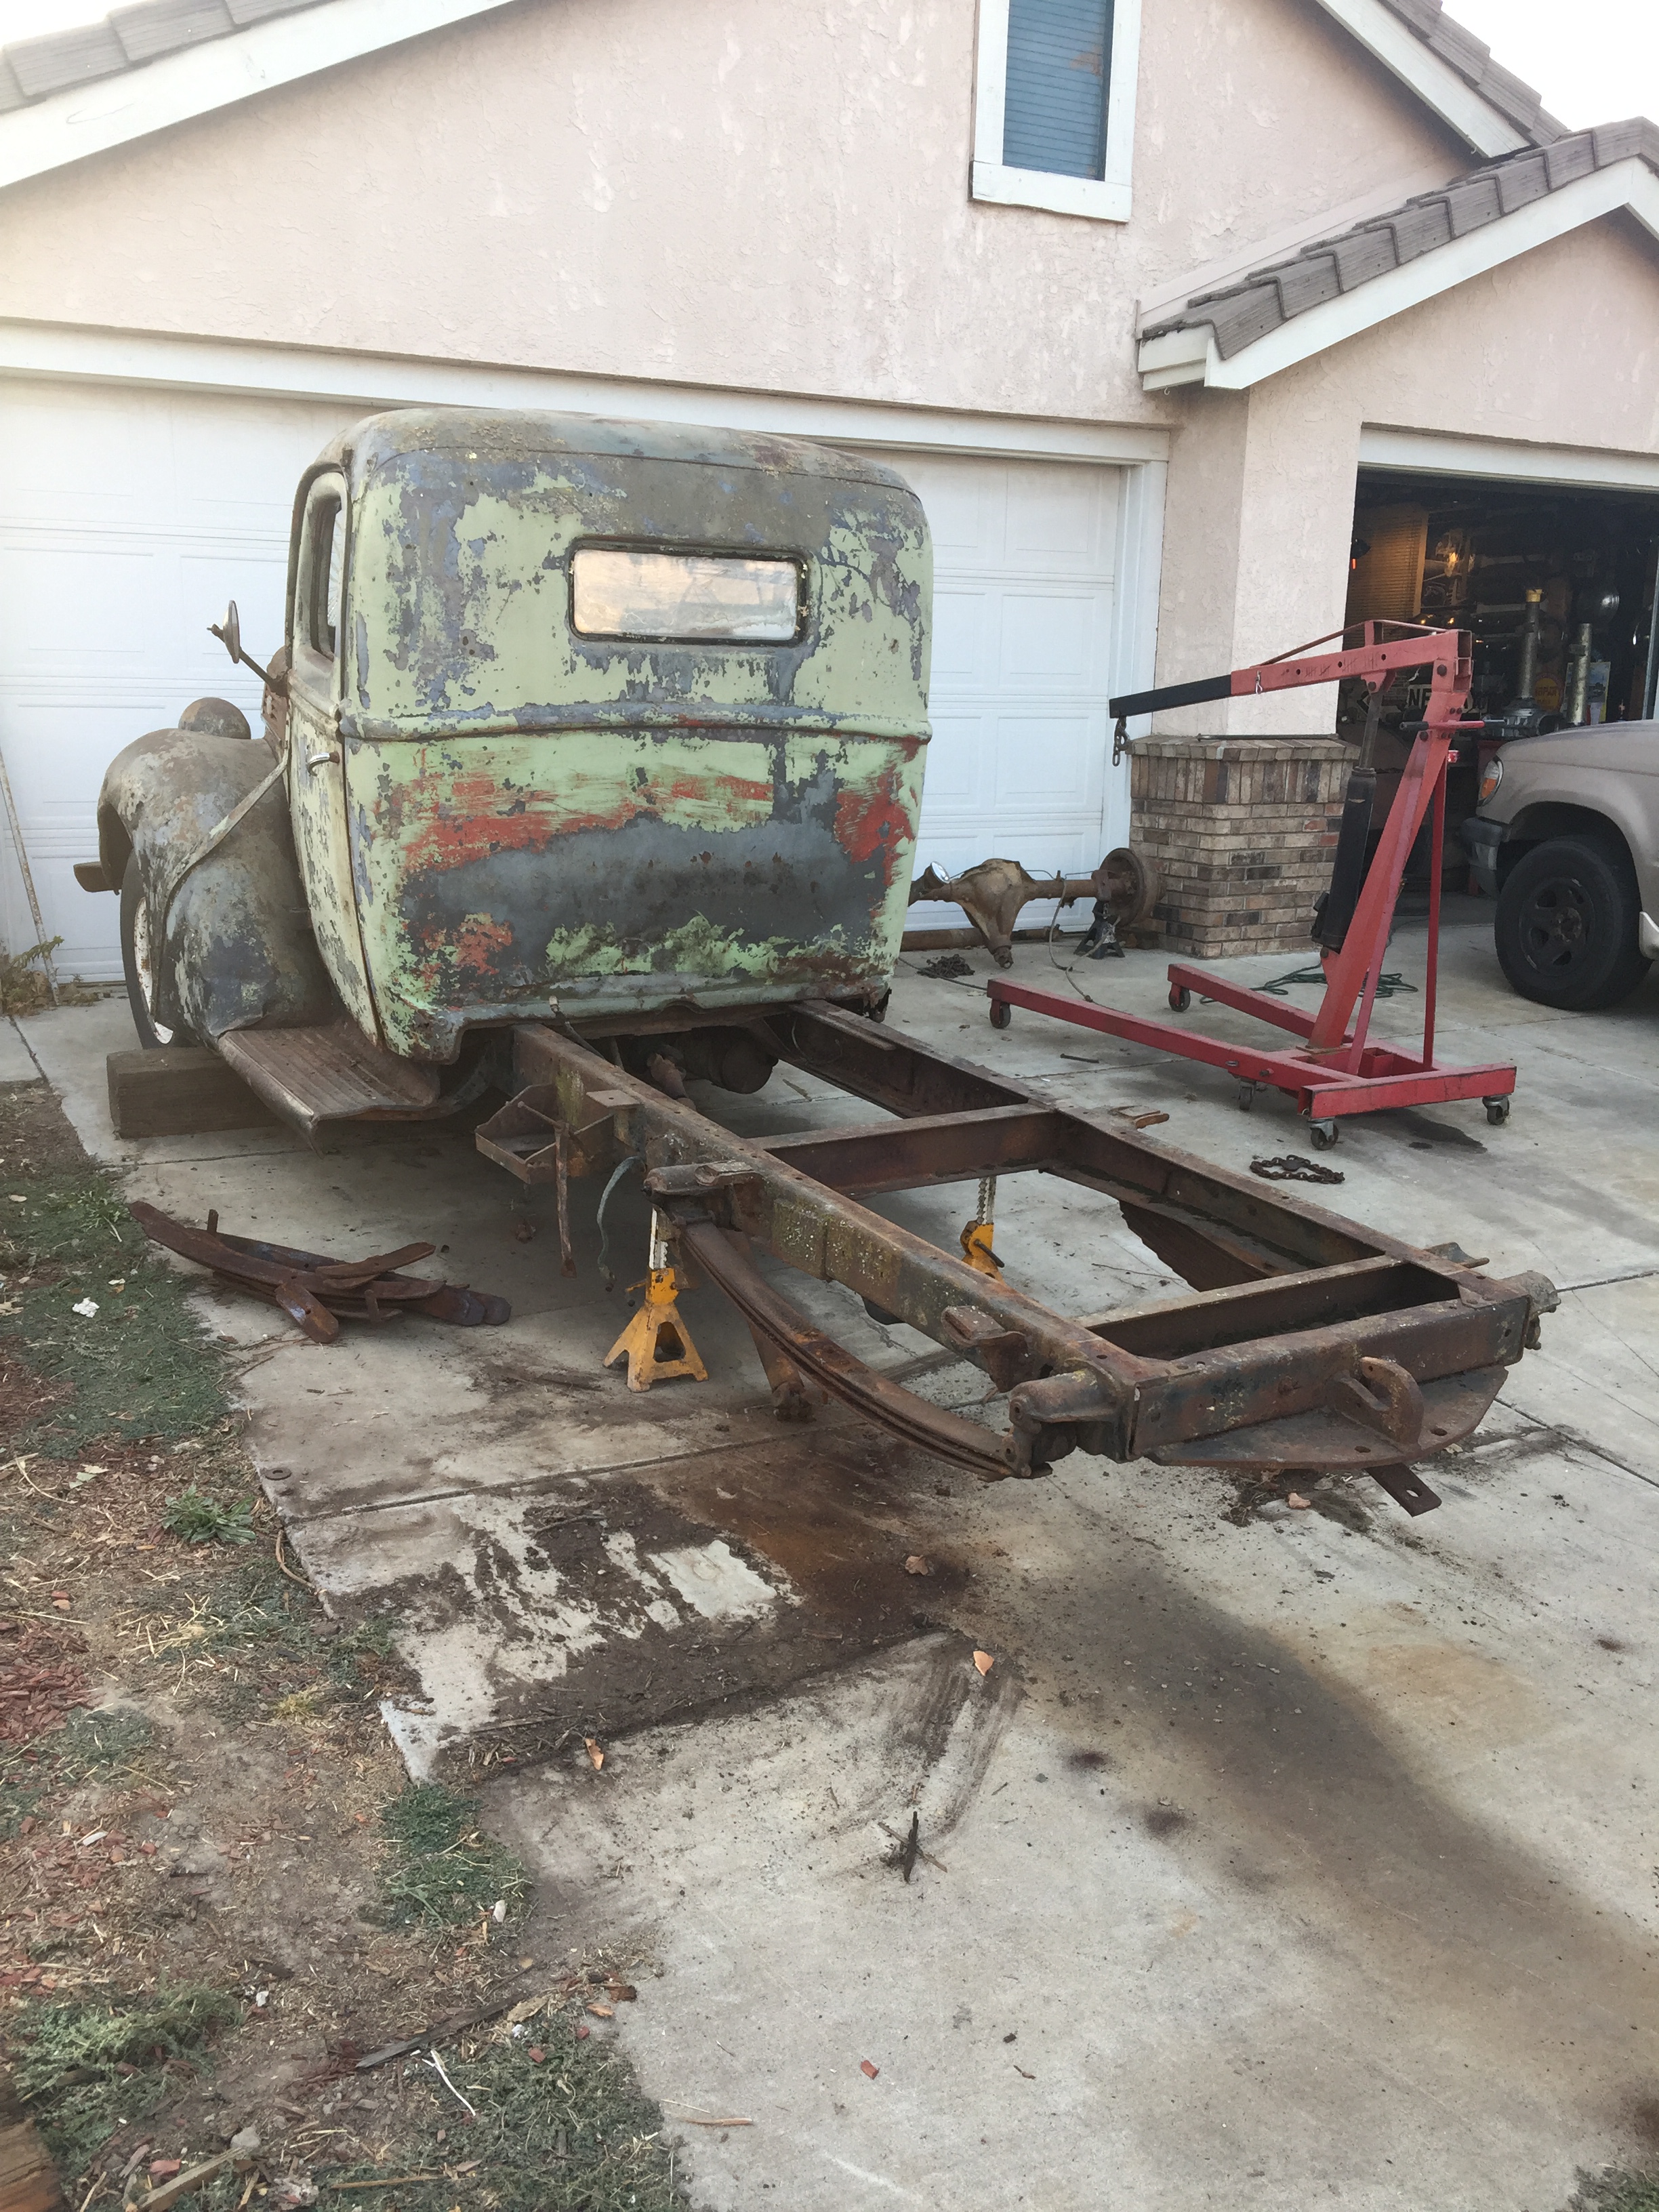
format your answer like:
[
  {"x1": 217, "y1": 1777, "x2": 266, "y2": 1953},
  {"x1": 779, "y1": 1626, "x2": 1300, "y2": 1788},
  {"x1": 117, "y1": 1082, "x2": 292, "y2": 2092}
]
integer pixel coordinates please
[{"x1": 972, "y1": 0, "x2": 1141, "y2": 224}]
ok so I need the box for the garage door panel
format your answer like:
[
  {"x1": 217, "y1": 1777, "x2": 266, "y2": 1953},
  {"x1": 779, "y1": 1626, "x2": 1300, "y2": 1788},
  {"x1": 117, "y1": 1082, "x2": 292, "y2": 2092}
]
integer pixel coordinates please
[
  {"x1": 918, "y1": 710, "x2": 989, "y2": 809},
  {"x1": 0, "y1": 699, "x2": 174, "y2": 811},
  {"x1": 886, "y1": 455, "x2": 1008, "y2": 568},
  {"x1": 0, "y1": 542, "x2": 157, "y2": 666},
  {"x1": 998, "y1": 588, "x2": 1112, "y2": 691},
  {"x1": 929, "y1": 584, "x2": 1001, "y2": 690},
  {"x1": 1006, "y1": 463, "x2": 1118, "y2": 574},
  {"x1": 989, "y1": 712, "x2": 1104, "y2": 810},
  {"x1": 0, "y1": 389, "x2": 173, "y2": 517}
]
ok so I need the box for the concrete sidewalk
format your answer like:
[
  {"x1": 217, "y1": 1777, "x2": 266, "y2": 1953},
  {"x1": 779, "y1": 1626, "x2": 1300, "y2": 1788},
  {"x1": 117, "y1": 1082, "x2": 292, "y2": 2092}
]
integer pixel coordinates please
[{"x1": 7, "y1": 900, "x2": 1658, "y2": 2209}]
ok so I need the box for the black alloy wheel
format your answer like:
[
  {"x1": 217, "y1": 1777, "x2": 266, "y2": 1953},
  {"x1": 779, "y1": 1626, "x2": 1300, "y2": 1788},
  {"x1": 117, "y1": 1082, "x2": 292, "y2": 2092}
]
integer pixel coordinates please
[{"x1": 1494, "y1": 835, "x2": 1650, "y2": 1010}]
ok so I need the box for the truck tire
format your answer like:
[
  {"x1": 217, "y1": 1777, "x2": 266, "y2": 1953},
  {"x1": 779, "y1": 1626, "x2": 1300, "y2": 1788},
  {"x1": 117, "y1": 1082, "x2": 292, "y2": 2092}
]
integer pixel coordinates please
[
  {"x1": 120, "y1": 857, "x2": 189, "y2": 1048},
  {"x1": 1494, "y1": 835, "x2": 1650, "y2": 1010}
]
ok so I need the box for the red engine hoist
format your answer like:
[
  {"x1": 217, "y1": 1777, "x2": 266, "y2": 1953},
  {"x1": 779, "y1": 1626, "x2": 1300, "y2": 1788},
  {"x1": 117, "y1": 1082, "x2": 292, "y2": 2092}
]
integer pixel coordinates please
[{"x1": 984, "y1": 624, "x2": 1517, "y2": 1146}]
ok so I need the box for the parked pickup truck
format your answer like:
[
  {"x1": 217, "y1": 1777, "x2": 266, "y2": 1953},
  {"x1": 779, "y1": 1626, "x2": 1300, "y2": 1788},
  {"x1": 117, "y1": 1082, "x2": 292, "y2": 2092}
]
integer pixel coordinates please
[{"x1": 1461, "y1": 723, "x2": 1659, "y2": 1010}]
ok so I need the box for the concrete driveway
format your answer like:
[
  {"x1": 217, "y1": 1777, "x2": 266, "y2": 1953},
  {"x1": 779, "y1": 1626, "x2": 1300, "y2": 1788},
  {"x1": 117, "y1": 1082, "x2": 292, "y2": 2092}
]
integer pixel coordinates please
[{"x1": 9, "y1": 897, "x2": 1658, "y2": 2211}]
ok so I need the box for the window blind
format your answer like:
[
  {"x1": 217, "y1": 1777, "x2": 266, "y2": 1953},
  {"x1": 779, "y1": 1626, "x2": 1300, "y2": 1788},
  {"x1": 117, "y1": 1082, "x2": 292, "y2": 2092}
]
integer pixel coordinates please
[{"x1": 1002, "y1": 0, "x2": 1114, "y2": 180}]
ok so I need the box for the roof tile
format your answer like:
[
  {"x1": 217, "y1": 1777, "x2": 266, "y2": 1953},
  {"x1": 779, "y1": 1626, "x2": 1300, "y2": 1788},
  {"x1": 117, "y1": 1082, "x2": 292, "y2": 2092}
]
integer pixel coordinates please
[
  {"x1": 111, "y1": 0, "x2": 235, "y2": 65},
  {"x1": 1, "y1": 0, "x2": 317, "y2": 106},
  {"x1": 1205, "y1": 287, "x2": 1288, "y2": 358},
  {"x1": 1266, "y1": 253, "x2": 1343, "y2": 319},
  {"x1": 1492, "y1": 151, "x2": 1551, "y2": 214},
  {"x1": 1425, "y1": 15, "x2": 1490, "y2": 79},
  {"x1": 1326, "y1": 228, "x2": 1398, "y2": 291},
  {"x1": 5, "y1": 20, "x2": 127, "y2": 98},
  {"x1": 223, "y1": 0, "x2": 314, "y2": 22},
  {"x1": 1381, "y1": 0, "x2": 1438, "y2": 35},
  {"x1": 1593, "y1": 119, "x2": 1659, "y2": 170},
  {"x1": 1441, "y1": 173, "x2": 1502, "y2": 235},
  {"x1": 1385, "y1": 197, "x2": 1454, "y2": 263},
  {"x1": 1542, "y1": 133, "x2": 1597, "y2": 189}
]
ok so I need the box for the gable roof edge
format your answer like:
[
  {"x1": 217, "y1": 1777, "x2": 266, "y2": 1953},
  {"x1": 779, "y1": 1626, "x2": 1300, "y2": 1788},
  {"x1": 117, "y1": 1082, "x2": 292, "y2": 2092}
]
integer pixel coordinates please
[
  {"x1": 0, "y1": 0, "x2": 516, "y2": 193},
  {"x1": 1142, "y1": 152, "x2": 1659, "y2": 392},
  {"x1": 1310, "y1": 0, "x2": 1547, "y2": 157}
]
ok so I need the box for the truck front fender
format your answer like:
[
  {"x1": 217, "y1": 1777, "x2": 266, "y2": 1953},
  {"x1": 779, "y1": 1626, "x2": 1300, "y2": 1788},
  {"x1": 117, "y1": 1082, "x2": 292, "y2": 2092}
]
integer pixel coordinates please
[{"x1": 98, "y1": 727, "x2": 340, "y2": 1042}]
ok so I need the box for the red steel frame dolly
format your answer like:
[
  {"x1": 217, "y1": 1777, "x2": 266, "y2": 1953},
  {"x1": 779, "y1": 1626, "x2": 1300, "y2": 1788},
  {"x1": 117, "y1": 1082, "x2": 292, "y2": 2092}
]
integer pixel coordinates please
[{"x1": 984, "y1": 624, "x2": 1517, "y2": 1149}]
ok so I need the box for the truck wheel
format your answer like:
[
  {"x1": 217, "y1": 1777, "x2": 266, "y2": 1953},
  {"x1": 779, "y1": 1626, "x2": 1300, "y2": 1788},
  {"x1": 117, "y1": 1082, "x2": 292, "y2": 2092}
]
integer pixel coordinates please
[
  {"x1": 1494, "y1": 836, "x2": 1650, "y2": 1010},
  {"x1": 120, "y1": 857, "x2": 183, "y2": 1048}
]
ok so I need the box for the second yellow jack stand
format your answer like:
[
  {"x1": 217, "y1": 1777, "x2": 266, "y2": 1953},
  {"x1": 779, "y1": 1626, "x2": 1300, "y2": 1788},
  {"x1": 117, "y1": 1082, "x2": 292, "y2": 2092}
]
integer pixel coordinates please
[
  {"x1": 604, "y1": 1213, "x2": 709, "y2": 1391},
  {"x1": 960, "y1": 1174, "x2": 1004, "y2": 1277}
]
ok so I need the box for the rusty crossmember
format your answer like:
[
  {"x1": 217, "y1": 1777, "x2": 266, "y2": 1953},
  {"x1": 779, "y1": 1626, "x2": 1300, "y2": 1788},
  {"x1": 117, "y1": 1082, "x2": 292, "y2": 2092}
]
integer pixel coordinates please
[{"x1": 491, "y1": 1004, "x2": 1555, "y2": 1502}]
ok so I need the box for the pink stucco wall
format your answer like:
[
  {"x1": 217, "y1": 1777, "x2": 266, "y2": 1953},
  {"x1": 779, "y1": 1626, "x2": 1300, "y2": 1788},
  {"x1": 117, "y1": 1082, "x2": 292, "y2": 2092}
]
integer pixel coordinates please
[
  {"x1": 0, "y1": 0, "x2": 1463, "y2": 423},
  {"x1": 1, "y1": 0, "x2": 1655, "y2": 741}
]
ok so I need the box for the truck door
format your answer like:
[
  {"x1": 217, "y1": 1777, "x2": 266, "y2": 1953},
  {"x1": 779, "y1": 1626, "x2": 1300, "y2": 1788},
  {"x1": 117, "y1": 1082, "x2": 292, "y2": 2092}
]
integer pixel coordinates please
[{"x1": 287, "y1": 473, "x2": 380, "y2": 1036}]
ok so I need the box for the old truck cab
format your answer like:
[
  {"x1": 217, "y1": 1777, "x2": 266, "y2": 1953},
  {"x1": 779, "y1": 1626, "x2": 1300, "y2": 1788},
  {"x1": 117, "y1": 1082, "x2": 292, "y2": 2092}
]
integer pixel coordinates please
[{"x1": 89, "y1": 409, "x2": 932, "y2": 1130}]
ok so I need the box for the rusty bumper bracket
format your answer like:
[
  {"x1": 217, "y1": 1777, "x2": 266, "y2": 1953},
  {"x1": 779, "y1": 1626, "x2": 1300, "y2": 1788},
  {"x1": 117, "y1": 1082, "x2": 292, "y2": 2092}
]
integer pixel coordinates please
[
  {"x1": 130, "y1": 1201, "x2": 511, "y2": 1345},
  {"x1": 491, "y1": 1007, "x2": 1555, "y2": 1511}
]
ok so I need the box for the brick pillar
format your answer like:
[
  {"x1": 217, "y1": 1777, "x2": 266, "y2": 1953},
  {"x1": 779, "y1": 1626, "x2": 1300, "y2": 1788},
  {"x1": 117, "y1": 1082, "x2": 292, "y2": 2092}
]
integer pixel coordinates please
[{"x1": 1131, "y1": 737, "x2": 1351, "y2": 960}]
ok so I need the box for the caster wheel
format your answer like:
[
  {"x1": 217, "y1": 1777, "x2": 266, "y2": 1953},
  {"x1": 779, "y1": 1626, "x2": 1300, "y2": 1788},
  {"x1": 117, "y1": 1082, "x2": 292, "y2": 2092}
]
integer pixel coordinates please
[
  {"x1": 1483, "y1": 1097, "x2": 1511, "y2": 1126},
  {"x1": 1236, "y1": 1083, "x2": 1255, "y2": 1112},
  {"x1": 1168, "y1": 986, "x2": 1191, "y2": 1013},
  {"x1": 989, "y1": 999, "x2": 1012, "y2": 1031},
  {"x1": 1310, "y1": 1120, "x2": 1339, "y2": 1151}
]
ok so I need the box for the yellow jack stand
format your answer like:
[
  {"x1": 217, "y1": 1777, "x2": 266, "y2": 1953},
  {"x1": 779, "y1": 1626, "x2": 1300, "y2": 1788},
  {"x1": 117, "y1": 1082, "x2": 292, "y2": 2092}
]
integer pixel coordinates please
[
  {"x1": 960, "y1": 1174, "x2": 1004, "y2": 1277},
  {"x1": 604, "y1": 1213, "x2": 709, "y2": 1391}
]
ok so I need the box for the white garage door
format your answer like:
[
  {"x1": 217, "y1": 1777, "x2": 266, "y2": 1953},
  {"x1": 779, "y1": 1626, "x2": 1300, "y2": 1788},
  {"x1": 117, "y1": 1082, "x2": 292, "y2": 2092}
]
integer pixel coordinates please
[
  {"x1": 0, "y1": 377, "x2": 358, "y2": 981},
  {"x1": 888, "y1": 451, "x2": 1126, "y2": 916}
]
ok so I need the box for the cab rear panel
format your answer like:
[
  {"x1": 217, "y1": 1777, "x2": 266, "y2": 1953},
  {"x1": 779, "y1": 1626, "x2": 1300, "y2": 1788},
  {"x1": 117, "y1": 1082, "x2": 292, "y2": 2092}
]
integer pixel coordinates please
[{"x1": 321, "y1": 412, "x2": 933, "y2": 1059}]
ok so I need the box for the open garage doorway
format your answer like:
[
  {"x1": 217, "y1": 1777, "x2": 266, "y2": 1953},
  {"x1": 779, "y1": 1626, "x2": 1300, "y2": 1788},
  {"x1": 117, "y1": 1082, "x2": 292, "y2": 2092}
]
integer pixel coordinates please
[
  {"x1": 1342, "y1": 466, "x2": 1659, "y2": 882},
  {"x1": 1347, "y1": 468, "x2": 1659, "y2": 724}
]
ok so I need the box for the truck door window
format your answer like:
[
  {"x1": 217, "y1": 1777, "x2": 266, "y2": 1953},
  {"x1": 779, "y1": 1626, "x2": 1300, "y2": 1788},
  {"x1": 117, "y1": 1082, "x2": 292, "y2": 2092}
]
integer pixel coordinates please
[
  {"x1": 305, "y1": 492, "x2": 345, "y2": 660},
  {"x1": 571, "y1": 548, "x2": 802, "y2": 642}
]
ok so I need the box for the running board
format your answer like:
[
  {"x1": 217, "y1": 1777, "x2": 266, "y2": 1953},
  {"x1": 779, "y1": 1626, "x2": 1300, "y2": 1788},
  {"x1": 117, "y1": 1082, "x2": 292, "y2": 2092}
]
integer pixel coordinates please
[{"x1": 218, "y1": 1020, "x2": 441, "y2": 1134}]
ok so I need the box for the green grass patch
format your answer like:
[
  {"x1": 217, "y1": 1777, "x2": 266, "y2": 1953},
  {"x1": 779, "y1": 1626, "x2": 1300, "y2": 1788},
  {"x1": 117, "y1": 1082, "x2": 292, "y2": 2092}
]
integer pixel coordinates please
[
  {"x1": 8, "y1": 1984, "x2": 239, "y2": 2182},
  {"x1": 0, "y1": 1164, "x2": 229, "y2": 1454},
  {"x1": 131, "y1": 1553, "x2": 405, "y2": 1721},
  {"x1": 331, "y1": 2013, "x2": 687, "y2": 2211},
  {"x1": 379, "y1": 1782, "x2": 529, "y2": 1928},
  {"x1": 1573, "y1": 2173, "x2": 1659, "y2": 2212},
  {"x1": 160, "y1": 1487, "x2": 255, "y2": 1547},
  {"x1": 0, "y1": 1708, "x2": 157, "y2": 1841}
]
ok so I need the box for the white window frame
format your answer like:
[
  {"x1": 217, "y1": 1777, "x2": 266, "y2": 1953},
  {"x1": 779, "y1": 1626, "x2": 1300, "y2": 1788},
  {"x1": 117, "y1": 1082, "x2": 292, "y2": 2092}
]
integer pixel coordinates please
[{"x1": 971, "y1": 0, "x2": 1141, "y2": 224}]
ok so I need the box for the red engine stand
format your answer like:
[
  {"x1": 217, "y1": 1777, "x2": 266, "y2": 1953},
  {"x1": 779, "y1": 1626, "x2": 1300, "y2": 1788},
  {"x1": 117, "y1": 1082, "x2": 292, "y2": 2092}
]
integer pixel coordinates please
[{"x1": 984, "y1": 623, "x2": 1517, "y2": 1147}]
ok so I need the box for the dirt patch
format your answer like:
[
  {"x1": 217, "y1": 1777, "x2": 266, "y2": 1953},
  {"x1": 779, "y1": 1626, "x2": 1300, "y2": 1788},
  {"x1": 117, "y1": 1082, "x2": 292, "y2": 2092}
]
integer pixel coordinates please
[
  {"x1": 1218, "y1": 1471, "x2": 1376, "y2": 1532},
  {"x1": 0, "y1": 1078, "x2": 689, "y2": 2211},
  {"x1": 1142, "y1": 1803, "x2": 1192, "y2": 1839}
]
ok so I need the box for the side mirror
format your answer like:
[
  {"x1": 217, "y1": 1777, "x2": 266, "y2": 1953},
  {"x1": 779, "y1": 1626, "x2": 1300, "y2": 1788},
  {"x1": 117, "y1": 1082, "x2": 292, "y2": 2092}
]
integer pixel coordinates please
[
  {"x1": 207, "y1": 600, "x2": 274, "y2": 687},
  {"x1": 211, "y1": 600, "x2": 243, "y2": 667}
]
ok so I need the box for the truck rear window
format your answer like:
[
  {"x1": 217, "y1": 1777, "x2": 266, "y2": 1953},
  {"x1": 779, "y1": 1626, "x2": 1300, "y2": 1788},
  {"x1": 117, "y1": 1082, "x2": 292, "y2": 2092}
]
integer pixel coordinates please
[{"x1": 571, "y1": 549, "x2": 802, "y2": 642}]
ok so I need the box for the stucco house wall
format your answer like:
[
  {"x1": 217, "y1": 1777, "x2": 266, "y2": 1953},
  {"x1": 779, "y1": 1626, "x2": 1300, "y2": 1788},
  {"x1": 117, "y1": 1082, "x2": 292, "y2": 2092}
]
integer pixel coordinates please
[{"x1": 0, "y1": 0, "x2": 1468, "y2": 422}]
